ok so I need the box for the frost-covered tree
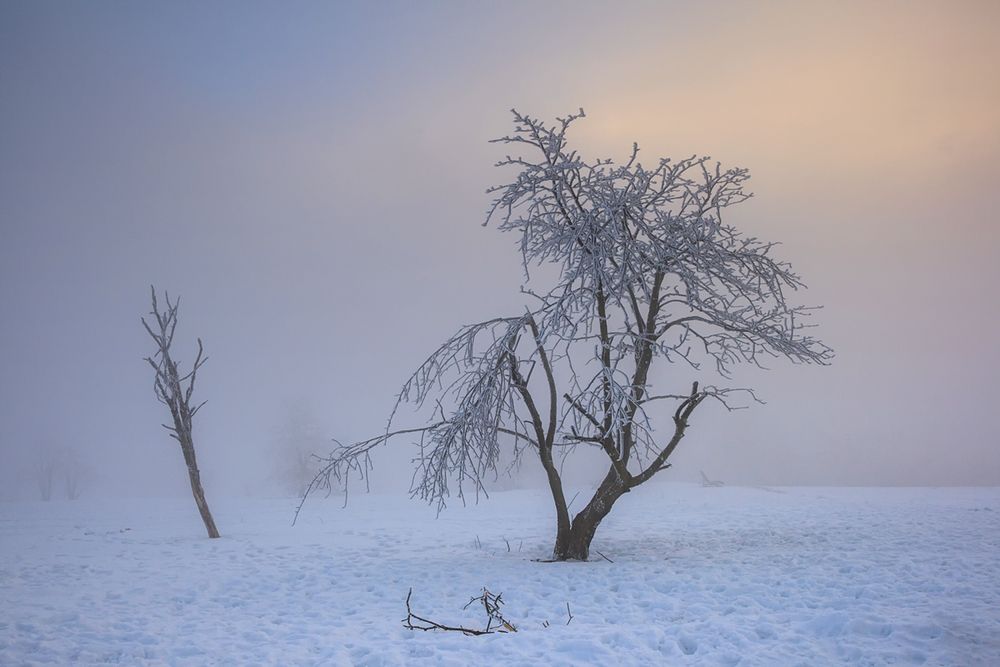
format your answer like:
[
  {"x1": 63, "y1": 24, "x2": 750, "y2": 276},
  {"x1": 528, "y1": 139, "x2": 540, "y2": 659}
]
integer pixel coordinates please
[
  {"x1": 142, "y1": 287, "x2": 220, "y2": 539},
  {"x1": 308, "y1": 110, "x2": 832, "y2": 560}
]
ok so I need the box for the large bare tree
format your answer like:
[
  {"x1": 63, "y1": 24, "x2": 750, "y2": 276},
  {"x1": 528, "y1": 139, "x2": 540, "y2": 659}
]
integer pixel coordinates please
[
  {"x1": 142, "y1": 287, "x2": 220, "y2": 539},
  {"x1": 306, "y1": 110, "x2": 832, "y2": 560}
]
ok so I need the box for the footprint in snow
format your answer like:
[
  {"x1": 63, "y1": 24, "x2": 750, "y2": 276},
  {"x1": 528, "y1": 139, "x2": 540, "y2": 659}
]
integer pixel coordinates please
[{"x1": 677, "y1": 634, "x2": 698, "y2": 655}]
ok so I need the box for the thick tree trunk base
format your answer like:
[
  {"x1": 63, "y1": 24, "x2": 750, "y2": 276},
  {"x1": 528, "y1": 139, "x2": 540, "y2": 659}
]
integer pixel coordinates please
[
  {"x1": 553, "y1": 530, "x2": 597, "y2": 561},
  {"x1": 551, "y1": 470, "x2": 627, "y2": 561},
  {"x1": 552, "y1": 515, "x2": 610, "y2": 561}
]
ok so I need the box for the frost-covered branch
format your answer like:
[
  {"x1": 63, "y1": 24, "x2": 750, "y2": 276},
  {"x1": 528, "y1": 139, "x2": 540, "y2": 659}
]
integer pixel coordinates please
[{"x1": 304, "y1": 314, "x2": 547, "y2": 515}]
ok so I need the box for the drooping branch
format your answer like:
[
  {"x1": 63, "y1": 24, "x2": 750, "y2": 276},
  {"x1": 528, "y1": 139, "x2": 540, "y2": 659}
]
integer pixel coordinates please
[
  {"x1": 293, "y1": 424, "x2": 445, "y2": 525},
  {"x1": 303, "y1": 313, "x2": 553, "y2": 515}
]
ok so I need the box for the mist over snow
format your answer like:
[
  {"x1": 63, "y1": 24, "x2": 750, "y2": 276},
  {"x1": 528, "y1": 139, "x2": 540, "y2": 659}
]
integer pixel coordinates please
[{"x1": 2, "y1": 2, "x2": 999, "y2": 501}]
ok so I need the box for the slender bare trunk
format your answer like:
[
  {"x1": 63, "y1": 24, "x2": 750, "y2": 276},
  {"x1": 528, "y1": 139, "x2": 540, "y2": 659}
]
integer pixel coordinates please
[
  {"x1": 179, "y1": 432, "x2": 219, "y2": 539},
  {"x1": 538, "y1": 447, "x2": 572, "y2": 553},
  {"x1": 143, "y1": 287, "x2": 220, "y2": 539}
]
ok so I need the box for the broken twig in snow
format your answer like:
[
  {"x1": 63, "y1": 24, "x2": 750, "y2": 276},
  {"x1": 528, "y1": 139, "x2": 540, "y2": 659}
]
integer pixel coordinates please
[{"x1": 403, "y1": 588, "x2": 517, "y2": 636}]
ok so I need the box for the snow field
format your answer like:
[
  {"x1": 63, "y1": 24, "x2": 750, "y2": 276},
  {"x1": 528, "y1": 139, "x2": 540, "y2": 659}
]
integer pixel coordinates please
[{"x1": 1, "y1": 484, "x2": 998, "y2": 665}]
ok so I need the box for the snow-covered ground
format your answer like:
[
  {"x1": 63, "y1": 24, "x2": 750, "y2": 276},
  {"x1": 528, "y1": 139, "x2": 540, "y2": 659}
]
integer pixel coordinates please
[{"x1": 2, "y1": 484, "x2": 998, "y2": 666}]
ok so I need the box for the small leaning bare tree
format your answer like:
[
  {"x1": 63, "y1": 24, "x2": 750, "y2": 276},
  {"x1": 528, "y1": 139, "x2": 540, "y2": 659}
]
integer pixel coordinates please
[
  {"x1": 142, "y1": 286, "x2": 220, "y2": 539},
  {"x1": 305, "y1": 110, "x2": 832, "y2": 560}
]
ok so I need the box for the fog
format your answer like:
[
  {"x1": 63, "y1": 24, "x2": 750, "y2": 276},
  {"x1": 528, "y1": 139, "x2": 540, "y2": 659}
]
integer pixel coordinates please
[{"x1": 2, "y1": 1, "x2": 998, "y2": 502}]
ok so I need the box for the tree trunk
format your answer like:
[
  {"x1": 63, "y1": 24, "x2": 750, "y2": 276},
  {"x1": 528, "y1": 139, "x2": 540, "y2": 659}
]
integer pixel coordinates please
[
  {"x1": 144, "y1": 288, "x2": 219, "y2": 539},
  {"x1": 180, "y1": 434, "x2": 220, "y2": 539},
  {"x1": 552, "y1": 466, "x2": 627, "y2": 561}
]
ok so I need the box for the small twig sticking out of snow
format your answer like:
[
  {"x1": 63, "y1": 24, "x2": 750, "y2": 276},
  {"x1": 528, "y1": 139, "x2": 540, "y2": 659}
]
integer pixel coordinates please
[
  {"x1": 542, "y1": 602, "x2": 574, "y2": 628},
  {"x1": 595, "y1": 550, "x2": 614, "y2": 563}
]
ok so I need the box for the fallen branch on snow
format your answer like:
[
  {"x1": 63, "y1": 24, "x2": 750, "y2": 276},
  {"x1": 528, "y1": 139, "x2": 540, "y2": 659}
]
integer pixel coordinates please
[{"x1": 403, "y1": 588, "x2": 517, "y2": 636}]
